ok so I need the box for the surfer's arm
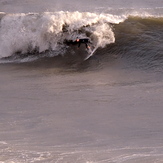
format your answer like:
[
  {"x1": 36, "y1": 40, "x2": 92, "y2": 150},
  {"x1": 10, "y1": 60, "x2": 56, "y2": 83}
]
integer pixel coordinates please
[{"x1": 85, "y1": 43, "x2": 91, "y2": 49}]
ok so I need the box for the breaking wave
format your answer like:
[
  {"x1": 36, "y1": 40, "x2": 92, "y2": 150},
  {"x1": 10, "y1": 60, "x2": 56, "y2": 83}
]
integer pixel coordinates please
[
  {"x1": 0, "y1": 11, "x2": 124, "y2": 58},
  {"x1": 0, "y1": 11, "x2": 163, "y2": 65}
]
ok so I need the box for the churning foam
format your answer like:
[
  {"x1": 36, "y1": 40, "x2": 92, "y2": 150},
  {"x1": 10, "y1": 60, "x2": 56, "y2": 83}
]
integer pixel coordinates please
[{"x1": 0, "y1": 11, "x2": 125, "y2": 58}]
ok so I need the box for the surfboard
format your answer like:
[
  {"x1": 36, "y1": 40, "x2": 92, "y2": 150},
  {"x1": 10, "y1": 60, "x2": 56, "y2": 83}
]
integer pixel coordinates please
[{"x1": 84, "y1": 46, "x2": 98, "y2": 60}]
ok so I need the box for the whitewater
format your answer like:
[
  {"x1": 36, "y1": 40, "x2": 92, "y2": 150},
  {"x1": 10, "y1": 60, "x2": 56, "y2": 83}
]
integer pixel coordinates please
[
  {"x1": 0, "y1": 11, "x2": 120, "y2": 58},
  {"x1": 0, "y1": 0, "x2": 163, "y2": 163}
]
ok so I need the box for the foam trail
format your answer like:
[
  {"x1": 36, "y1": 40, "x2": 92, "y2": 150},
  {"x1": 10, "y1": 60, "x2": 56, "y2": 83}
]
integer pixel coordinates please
[{"x1": 0, "y1": 12, "x2": 125, "y2": 58}]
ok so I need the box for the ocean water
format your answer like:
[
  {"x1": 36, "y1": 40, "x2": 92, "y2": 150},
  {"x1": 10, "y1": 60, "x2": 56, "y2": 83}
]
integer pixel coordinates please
[{"x1": 0, "y1": 0, "x2": 163, "y2": 162}]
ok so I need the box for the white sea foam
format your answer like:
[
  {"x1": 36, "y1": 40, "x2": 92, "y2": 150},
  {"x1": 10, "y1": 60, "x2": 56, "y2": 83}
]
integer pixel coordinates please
[{"x1": 0, "y1": 141, "x2": 7, "y2": 144}]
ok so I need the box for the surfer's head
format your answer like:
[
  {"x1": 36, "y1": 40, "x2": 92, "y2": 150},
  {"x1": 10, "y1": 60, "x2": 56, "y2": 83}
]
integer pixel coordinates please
[{"x1": 76, "y1": 37, "x2": 80, "y2": 42}]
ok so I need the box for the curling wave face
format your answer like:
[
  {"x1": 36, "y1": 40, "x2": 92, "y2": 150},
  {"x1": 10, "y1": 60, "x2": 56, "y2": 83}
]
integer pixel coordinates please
[{"x1": 0, "y1": 11, "x2": 124, "y2": 58}]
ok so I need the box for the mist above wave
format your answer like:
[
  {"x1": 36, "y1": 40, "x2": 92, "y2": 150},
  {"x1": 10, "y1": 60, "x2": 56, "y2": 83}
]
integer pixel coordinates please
[{"x1": 1, "y1": 0, "x2": 163, "y2": 13}]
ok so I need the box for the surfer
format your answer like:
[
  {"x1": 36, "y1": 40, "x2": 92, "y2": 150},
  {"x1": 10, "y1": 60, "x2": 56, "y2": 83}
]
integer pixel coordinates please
[
  {"x1": 75, "y1": 37, "x2": 91, "y2": 50},
  {"x1": 65, "y1": 37, "x2": 91, "y2": 50},
  {"x1": 65, "y1": 37, "x2": 97, "y2": 60}
]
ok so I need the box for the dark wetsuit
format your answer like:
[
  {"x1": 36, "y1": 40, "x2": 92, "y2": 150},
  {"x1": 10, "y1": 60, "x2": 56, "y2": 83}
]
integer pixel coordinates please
[
  {"x1": 75, "y1": 38, "x2": 91, "y2": 49},
  {"x1": 66, "y1": 38, "x2": 91, "y2": 49}
]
